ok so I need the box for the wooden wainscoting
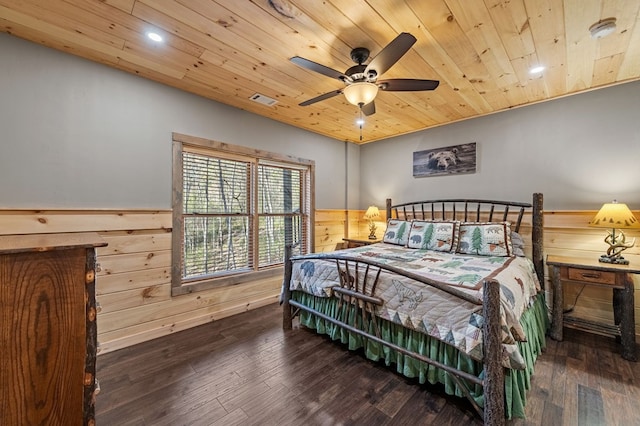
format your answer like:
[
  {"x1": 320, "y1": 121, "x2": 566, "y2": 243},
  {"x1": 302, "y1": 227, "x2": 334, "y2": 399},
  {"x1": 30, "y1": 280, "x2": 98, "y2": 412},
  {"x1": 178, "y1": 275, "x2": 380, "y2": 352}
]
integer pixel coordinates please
[
  {"x1": 1, "y1": 208, "x2": 638, "y2": 354},
  {"x1": 314, "y1": 209, "x2": 348, "y2": 252},
  {"x1": 0, "y1": 210, "x2": 280, "y2": 354}
]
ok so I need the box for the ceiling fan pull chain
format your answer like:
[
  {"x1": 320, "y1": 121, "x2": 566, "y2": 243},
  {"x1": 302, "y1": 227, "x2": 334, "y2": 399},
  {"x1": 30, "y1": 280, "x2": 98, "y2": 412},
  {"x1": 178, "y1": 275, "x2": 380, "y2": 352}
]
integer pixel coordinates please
[{"x1": 359, "y1": 107, "x2": 363, "y2": 141}]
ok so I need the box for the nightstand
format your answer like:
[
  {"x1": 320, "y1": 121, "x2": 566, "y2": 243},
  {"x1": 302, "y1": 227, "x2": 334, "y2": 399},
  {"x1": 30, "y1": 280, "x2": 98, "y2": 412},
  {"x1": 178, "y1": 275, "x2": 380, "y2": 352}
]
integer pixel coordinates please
[
  {"x1": 547, "y1": 255, "x2": 639, "y2": 361},
  {"x1": 342, "y1": 237, "x2": 382, "y2": 248}
]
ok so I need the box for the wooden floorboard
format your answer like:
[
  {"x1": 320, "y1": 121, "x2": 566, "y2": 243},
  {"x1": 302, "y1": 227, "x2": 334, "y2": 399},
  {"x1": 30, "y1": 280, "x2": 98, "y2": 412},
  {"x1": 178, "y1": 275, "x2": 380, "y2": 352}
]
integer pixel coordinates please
[{"x1": 96, "y1": 303, "x2": 640, "y2": 425}]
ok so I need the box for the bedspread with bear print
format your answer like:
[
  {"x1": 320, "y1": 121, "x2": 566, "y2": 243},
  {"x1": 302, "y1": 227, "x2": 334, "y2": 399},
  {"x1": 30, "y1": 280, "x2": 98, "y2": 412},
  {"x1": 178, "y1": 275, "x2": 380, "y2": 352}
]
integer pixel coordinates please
[{"x1": 288, "y1": 242, "x2": 542, "y2": 369}]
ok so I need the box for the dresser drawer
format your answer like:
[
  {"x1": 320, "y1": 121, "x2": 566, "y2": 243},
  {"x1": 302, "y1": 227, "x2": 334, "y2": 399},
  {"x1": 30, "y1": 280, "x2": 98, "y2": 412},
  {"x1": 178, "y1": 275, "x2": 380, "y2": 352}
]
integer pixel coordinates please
[{"x1": 568, "y1": 267, "x2": 616, "y2": 285}]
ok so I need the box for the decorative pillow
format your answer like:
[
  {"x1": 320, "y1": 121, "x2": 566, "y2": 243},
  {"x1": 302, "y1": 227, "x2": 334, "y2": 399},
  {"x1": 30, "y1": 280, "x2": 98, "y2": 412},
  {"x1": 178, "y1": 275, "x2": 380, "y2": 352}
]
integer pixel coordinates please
[
  {"x1": 407, "y1": 220, "x2": 459, "y2": 252},
  {"x1": 383, "y1": 219, "x2": 410, "y2": 246},
  {"x1": 457, "y1": 222, "x2": 513, "y2": 257},
  {"x1": 511, "y1": 231, "x2": 526, "y2": 257}
]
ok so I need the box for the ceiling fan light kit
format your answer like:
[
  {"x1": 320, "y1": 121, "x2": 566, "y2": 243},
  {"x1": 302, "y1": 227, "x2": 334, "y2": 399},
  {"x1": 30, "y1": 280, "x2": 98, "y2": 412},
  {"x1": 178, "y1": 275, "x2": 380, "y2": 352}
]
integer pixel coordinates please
[
  {"x1": 343, "y1": 82, "x2": 379, "y2": 106},
  {"x1": 291, "y1": 32, "x2": 439, "y2": 119}
]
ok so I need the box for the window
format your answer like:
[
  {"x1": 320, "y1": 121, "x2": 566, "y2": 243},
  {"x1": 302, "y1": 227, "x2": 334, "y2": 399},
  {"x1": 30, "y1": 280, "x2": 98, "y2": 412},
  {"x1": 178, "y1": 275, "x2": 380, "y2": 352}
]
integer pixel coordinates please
[{"x1": 172, "y1": 133, "x2": 314, "y2": 296}]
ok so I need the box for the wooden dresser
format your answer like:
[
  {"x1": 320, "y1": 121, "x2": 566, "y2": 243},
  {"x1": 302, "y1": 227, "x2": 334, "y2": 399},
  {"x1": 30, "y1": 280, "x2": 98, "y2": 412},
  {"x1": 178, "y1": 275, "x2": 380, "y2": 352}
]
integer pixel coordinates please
[{"x1": 0, "y1": 233, "x2": 106, "y2": 425}]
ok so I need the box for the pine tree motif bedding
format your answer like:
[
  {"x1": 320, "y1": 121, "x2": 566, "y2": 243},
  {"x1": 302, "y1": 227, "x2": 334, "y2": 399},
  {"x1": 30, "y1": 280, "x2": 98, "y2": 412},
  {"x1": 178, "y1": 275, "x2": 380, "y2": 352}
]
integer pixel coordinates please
[{"x1": 289, "y1": 242, "x2": 542, "y2": 370}]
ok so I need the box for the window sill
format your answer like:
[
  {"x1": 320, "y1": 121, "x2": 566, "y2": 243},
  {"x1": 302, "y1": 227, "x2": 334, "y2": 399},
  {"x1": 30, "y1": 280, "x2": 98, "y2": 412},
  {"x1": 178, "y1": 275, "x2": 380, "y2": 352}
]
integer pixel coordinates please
[{"x1": 171, "y1": 266, "x2": 283, "y2": 296}]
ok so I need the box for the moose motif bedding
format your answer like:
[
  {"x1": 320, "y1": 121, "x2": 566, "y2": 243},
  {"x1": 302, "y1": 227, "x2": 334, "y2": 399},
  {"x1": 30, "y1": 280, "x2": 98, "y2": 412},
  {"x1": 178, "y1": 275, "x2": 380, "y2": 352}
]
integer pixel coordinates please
[{"x1": 289, "y1": 242, "x2": 542, "y2": 369}]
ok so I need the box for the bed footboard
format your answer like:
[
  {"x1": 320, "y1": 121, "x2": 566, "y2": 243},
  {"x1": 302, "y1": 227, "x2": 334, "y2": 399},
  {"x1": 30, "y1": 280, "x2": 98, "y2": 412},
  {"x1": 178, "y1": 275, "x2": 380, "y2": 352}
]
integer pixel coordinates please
[{"x1": 281, "y1": 249, "x2": 506, "y2": 425}]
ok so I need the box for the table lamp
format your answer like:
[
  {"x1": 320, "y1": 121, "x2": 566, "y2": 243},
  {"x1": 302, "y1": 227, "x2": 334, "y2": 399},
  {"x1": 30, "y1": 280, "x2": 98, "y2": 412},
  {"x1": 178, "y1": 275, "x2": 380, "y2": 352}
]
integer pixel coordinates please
[
  {"x1": 588, "y1": 200, "x2": 639, "y2": 265},
  {"x1": 363, "y1": 206, "x2": 381, "y2": 240}
]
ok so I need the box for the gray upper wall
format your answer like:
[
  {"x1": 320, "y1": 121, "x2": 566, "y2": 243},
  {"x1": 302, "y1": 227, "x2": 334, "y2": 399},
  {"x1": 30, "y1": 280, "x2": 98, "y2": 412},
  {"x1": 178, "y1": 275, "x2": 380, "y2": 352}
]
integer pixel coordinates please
[
  {"x1": 0, "y1": 33, "x2": 357, "y2": 210},
  {"x1": 2, "y1": 33, "x2": 639, "y2": 212},
  {"x1": 360, "y1": 80, "x2": 640, "y2": 210}
]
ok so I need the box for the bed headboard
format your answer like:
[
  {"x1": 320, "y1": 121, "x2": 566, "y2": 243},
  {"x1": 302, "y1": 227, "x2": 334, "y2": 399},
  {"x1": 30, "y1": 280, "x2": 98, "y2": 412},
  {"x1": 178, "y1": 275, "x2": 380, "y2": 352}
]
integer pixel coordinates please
[{"x1": 385, "y1": 193, "x2": 544, "y2": 286}]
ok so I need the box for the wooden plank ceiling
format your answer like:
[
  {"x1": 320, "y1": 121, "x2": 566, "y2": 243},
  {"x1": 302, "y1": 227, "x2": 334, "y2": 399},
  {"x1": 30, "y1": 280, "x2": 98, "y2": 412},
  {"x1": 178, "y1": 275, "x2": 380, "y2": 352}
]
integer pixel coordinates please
[{"x1": 1, "y1": 0, "x2": 639, "y2": 143}]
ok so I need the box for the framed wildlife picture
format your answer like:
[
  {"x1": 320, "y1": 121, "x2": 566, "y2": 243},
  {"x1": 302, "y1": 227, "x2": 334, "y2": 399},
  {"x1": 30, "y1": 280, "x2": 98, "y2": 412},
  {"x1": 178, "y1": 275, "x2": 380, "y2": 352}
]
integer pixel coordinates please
[{"x1": 413, "y1": 142, "x2": 476, "y2": 178}]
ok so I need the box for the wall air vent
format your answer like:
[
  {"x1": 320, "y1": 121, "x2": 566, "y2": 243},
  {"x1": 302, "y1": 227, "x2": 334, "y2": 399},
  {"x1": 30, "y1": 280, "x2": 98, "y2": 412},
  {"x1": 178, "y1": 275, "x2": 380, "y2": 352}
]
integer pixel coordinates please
[{"x1": 249, "y1": 93, "x2": 278, "y2": 107}]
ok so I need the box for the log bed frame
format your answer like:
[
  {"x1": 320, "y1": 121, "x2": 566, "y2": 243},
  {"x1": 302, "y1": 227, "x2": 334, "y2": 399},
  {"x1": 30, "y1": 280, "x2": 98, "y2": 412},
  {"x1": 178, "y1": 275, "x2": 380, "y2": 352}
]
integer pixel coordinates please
[{"x1": 282, "y1": 193, "x2": 544, "y2": 425}]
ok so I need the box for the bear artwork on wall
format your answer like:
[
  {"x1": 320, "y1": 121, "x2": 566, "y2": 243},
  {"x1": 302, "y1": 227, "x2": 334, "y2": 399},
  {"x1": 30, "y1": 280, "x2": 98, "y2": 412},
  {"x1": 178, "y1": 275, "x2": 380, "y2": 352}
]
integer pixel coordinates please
[{"x1": 412, "y1": 142, "x2": 476, "y2": 177}]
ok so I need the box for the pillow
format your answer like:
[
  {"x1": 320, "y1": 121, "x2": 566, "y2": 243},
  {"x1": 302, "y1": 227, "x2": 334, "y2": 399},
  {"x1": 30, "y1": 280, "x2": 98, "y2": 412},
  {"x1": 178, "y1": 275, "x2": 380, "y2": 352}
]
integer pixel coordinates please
[
  {"x1": 511, "y1": 231, "x2": 525, "y2": 257},
  {"x1": 407, "y1": 220, "x2": 459, "y2": 252},
  {"x1": 457, "y1": 222, "x2": 513, "y2": 257},
  {"x1": 383, "y1": 219, "x2": 410, "y2": 246}
]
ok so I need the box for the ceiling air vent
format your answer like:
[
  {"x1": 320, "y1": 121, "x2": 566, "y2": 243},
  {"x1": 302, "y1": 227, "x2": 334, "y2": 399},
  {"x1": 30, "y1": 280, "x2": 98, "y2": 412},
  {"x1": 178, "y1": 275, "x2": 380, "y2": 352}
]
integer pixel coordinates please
[{"x1": 249, "y1": 93, "x2": 278, "y2": 107}]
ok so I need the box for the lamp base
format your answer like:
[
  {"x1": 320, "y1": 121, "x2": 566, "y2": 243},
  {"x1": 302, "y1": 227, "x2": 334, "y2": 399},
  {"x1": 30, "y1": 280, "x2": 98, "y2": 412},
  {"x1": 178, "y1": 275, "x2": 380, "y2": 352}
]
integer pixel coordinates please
[
  {"x1": 599, "y1": 229, "x2": 635, "y2": 266},
  {"x1": 368, "y1": 220, "x2": 377, "y2": 240},
  {"x1": 599, "y1": 254, "x2": 630, "y2": 265}
]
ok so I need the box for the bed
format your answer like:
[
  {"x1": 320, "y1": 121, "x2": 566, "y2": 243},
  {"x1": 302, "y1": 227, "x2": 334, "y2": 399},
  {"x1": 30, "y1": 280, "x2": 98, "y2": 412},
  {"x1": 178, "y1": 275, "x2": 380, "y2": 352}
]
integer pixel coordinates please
[{"x1": 281, "y1": 193, "x2": 547, "y2": 425}]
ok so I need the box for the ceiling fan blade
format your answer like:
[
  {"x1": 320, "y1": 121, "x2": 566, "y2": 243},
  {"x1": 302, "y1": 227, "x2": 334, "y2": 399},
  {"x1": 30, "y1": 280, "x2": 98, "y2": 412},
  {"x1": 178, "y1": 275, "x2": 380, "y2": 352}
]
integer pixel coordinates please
[
  {"x1": 361, "y1": 101, "x2": 376, "y2": 116},
  {"x1": 291, "y1": 56, "x2": 348, "y2": 81},
  {"x1": 364, "y1": 33, "x2": 416, "y2": 78},
  {"x1": 299, "y1": 89, "x2": 343, "y2": 106},
  {"x1": 378, "y1": 78, "x2": 440, "y2": 91}
]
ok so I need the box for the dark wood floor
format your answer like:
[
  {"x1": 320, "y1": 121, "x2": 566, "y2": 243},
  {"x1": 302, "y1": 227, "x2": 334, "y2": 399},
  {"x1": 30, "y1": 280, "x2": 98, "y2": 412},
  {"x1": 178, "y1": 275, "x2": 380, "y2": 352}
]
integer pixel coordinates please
[{"x1": 96, "y1": 303, "x2": 640, "y2": 425}]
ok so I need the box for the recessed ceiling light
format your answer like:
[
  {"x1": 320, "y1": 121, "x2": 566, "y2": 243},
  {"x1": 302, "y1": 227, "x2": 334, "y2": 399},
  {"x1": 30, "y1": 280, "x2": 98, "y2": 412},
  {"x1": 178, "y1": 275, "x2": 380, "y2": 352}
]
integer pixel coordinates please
[
  {"x1": 147, "y1": 32, "x2": 163, "y2": 42},
  {"x1": 529, "y1": 66, "x2": 545, "y2": 74}
]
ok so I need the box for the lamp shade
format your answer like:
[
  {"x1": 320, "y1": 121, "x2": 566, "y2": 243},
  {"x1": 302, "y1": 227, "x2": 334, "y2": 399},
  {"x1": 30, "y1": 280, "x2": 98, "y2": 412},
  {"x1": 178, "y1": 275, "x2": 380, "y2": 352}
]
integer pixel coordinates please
[
  {"x1": 363, "y1": 205, "x2": 380, "y2": 220},
  {"x1": 343, "y1": 82, "x2": 379, "y2": 106},
  {"x1": 589, "y1": 201, "x2": 640, "y2": 229}
]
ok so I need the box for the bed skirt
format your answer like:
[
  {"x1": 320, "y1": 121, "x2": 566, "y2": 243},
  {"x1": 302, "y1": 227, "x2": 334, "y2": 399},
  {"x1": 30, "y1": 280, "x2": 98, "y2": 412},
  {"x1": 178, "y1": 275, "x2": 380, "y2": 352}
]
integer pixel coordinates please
[{"x1": 293, "y1": 291, "x2": 549, "y2": 419}]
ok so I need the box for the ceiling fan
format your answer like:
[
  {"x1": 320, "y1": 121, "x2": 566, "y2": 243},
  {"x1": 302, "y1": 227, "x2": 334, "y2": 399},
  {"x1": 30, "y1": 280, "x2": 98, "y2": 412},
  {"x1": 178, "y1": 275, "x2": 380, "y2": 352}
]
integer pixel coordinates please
[{"x1": 291, "y1": 32, "x2": 439, "y2": 116}]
